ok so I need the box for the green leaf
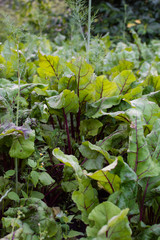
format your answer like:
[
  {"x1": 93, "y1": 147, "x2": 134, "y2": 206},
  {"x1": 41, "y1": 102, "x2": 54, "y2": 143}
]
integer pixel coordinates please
[
  {"x1": 79, "y1": 141, "x2": 112, "y2": 170},
  {"x1": 142, "y1": 75, "x2": 160, "y2": 91},
  {"x1": 107, "y1": 60, "x2": 134, "y2": 79},
  {"x1": 146, "y1": 119, "x2": 160, "y2": 162},
  {"x1": 0, "y1": 128, "x2": 24, "y2": 138},
  {"x1": 113, "y1": 70, "x2": 136, "y2": 95},
  {"x1": 53, "y1": 148, "x2": 82, "y2": 177},
  {"x1": 72, "y1": 177, "x2": 99, "y2": 224},
  {"x1": 0, "y1": 78, "x2": 12, "y2": 87},
  {"x1": 138, "y1": 176, "x2": 160, "y2": 212},
  {"x1": 67, "y1": 58, "x2": 95, "y2": 103},
  {"x1": 98, "y1": 209, "x2": 130, "y2": 237},
  {"x1": 0, "y1": 82, "x2": 46, "y2": 102},
  {"x1": 86, "y1": 159, "x2": 121, "y2": 194},
  {"x1": 39, "y1": 172, "x2": 55, "y2": 186},
  {"x1": 31, "y1": 103, "x2": 49, "y2": 123},
  {"x1": 3, "y1": 198, "x2": 58, "y2": 238},
  {"x1": 9, "y1": 130, "x2": 35, "y2": 159},
  {"x1": 28, "y1": 159, "x2": 37, "y2": 168},
  {"x1": 67, "y1": 230, "x2": 84, "y2": 238},
  {"x1": 4, "y1": 170, "x2": 15, "y2": 178},
  {"x1": 53, "y1": 148, "x2": 99, "y2": 223},
  {"x1": 144, "y1": 90, "x2": 160, "y2": 106},
  {"x1": 31, "y1": 191, "x2": 44, "y2": 199},
  {"x1": 20, "y1": 83, "x2": 46, "y2": 97},
  {"x1": 80, "y1": 119, "x2": 103, "y2": 137},
  {"x1": 0, "y1": 228, "x2": 23, "y2": 240},
  {"x1": 139, "y1": 62, "x2": 157, "y2": 78},
  {"x1": 123, "y1": 86, "x2": 142, "y2": 101},
  {"x1": 131, "y1": 98, "x2": 160, "y2": 125},
  {"x1": 86, "y1": 96, "x2": 122, "y2": 118},
  {"x1": 79, "y1": 148, "x2": 104, "y2": 171},
  {"x1": 38, "y1": 52, "x2": 61, "y2": 78},
  {"x1": 136, "y1": 224, "x2": 160, "y2": 240},
  {"x1": 127, "y1": 108, "x2": 160, "y2": 178},
  {"x1": 21, "y1": 190, "x2": 28, "y2": 199},
  {"x1": 108, "y1": 157, "x2": 138, "y2": 215},
  {"x1": 80, "y1": 141, "x2": 111, "y2": 162},
  {"x1": 8, "y1": 192, "x2": 20, "y2": 202},
  {"x1": 23, "y1": 222, "x2": 34, "y2": 234},
  {"x1": 97, "y1": 124, "x2": 128, "y2": 153},
  {"x1": 46, "y1": 89, "x2": 79, "y2": 114},
  {"x1": 30, "y1": 171, "x2": 39, "y2": 187},
  {"x1": 67, "y1": 58, "x2": 94, "y2": 83},
  {"x1": 61, "y1": 180, "x2": 78, "y2": 192},
  {"x1": 86, "y1": 201, "x2": 132, "y2": 239},
  {"x1": 58, "y1": 76, "x2": 76, "y2": 92},
  {"x1": 94, "y1": 75, "x2": 119, "y2": 100}
]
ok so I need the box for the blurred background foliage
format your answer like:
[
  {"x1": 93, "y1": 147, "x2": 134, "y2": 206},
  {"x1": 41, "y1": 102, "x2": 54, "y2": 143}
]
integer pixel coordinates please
[
  {"x1": 0, "y1": 0, "x2": 160, "y2": 43},
  {"x1": 92, "y1": 0, "x2": 160, "y2": 43}
]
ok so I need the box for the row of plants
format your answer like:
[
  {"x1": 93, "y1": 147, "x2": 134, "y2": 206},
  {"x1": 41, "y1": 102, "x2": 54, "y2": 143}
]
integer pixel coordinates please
[
  {"x1": 1, "y1": 20, "x2": 160, "y2": 238},
  {"x1": 93, "y1": 0, "x2": 160, "y2": 43},
  {"x1": 0, "y1": 0, "x2": 68, "y2": 42},
  {"x1": 1, "y1": 0, "x2": 160, "y2": 45}
]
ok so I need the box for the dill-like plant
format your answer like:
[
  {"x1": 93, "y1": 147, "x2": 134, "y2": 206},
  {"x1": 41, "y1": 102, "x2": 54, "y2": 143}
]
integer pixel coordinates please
[
  {"x1": 2, "y1": 15, "x2": 26, "y2": 193},
  {"x1": 66, "y1": 0, "x2": 96, "y2": 60}
]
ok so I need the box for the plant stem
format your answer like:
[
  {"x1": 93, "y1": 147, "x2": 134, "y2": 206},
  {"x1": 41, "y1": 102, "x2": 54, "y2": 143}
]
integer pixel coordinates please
[
  {"x1": 76, "y1": 62, "x2": 81, "y2": 141},
  {"x1": 15, "y1": 42, "x2": 21, "y2": 194},
  {"x1": 80, "y1": 157, "x2": 88, "y2": 166},
  {"x1": 140, "y1": 177, "x2": 150, "y2": 221},
  {"x1": 87, "y1": 0, "x2": 92, "y2": 60},
  {"x1": 63, "y1": 108, "x2": 72, "y2": 154},
  {"x1": 45, "y1": 185, "x2": 60, "y2": 198},
  {"x1": 76, "y1": 108, "x2": 81, "y2": 141},
  {"x1": 49, "y1": 115, "x2": 55, "y2": 129},
  {"x1": 154, "y1": 205, "x2": 160, "y2": 223},
  {"x1": 70, "y1": 113, "x2": 75, "y2": 139},
  {"x1": 57, "y1": 116, "x2": 63, "y2": 129},
  {"x1": 15, "y1": 158, "x2": 18, "y2": 194},
  {"x1": 16, "y1": 43, "x2": 20, "y2": 126}
]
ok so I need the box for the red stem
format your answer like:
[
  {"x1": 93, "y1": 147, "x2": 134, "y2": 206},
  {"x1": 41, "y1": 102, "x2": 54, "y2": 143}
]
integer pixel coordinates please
[
  {"x1": 49, "y1": 115, "x2": 55, "y2": 129},
  {"x1": 76, "y1": 108, "x2": 81, "y2": 141},
  {"x1": 140, "y1": 177, "x2": 150, "y2": 221},
  {"x1": 63, "y1": 108, "x2": 72, "y2": 154},
  {"x1": 70, "y1": 113, "x2": 75, "y2": 139}
]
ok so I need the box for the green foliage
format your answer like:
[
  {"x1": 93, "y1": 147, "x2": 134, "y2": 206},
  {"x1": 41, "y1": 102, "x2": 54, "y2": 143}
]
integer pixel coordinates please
[
  {"x1": 92, "y1": 1, "x2": 160, "y2": 43},
  {"x1": 46, "y1": 89, "x2": 79, "y2": 115},
  {"x1": 86, "y1": 201, "x2": 132, "y2": 239},
  {"x1": 2, "y1": 2, "x2": 160, "y2": 239},
  {"x1": 53, "y1": 148, "x2": 99, "y2": 223},
  {"x1": 2, "y1": 198, "x2": 59, "y2": 239},
  {"x1": 0, "y1": 123, "x2": 35, "y2": 159},
  {"x1": 86, "y1": 159, "x2": 121, "y2": 194}
]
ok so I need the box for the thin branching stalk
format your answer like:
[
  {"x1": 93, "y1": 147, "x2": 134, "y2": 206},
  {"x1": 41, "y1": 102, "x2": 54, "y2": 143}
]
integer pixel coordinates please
[
  {"x1": 87, "y1": 0, "x2": 92, "y2": 59},
  {"x1": 15, "y1": 42, "x2": 21, "y2": 193},
  {"x1": 80, "y1": 25, "x2": 87, "y2": 45},
  {"x1": 16, "y1": 42, "x2": 20, "y2": 126}
]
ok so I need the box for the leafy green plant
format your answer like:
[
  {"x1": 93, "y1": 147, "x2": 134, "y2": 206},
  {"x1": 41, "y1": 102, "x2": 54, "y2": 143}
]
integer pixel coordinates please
[
  {"x1": 92, "y1": 0, "x2": 160, "y2": 43},
  {"x1": 66, "y1": 0, "x2": 96, "y2": 59},
  {"x1": 2, "y1": 198, "x2": 59, "y2": 239},
  {"x1": 2, "y1": 3, "x2": 160, "y2": 239}
]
